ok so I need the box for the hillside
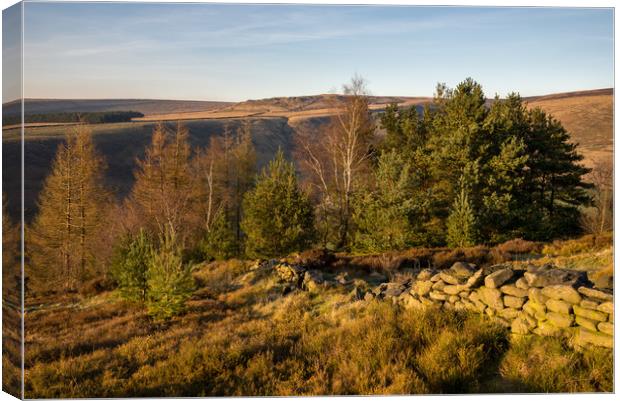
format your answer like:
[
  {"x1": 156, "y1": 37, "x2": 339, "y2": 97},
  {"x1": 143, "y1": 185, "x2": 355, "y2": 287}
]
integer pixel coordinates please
[
  {"x1": 524, "y1": 89, "x2": 613, "y2": 168},
  {"x1": 1, "y1": 88, "x2": 612, "y2": 220}
]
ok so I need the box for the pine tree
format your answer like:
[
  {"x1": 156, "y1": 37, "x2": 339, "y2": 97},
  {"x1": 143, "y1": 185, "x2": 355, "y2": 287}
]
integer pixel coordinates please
[
  {"x1": 29, "y1": 125, "x2": 111, "y2": 291},
  {"x1": 241, "y1": 149, "x2": 314, "y2": 258},
  {"x1": 446, "y1": 177, "x2": 478, "y2": 248},
  {"x1": 352, "y1": 150, "x2": 420, "y2": 252},
  {"x1": 110, "y1": 229, "x2": 153, "y2": 303},
  {"x1": 146, "y1": 224, "x2": 195, "y2": 319}
]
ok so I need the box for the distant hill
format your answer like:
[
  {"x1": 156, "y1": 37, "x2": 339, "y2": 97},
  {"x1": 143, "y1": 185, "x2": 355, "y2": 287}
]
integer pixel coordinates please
[
  {"x1": 2, "y1": 88, "x2": 612, "y2": 221},
  {"x1": 2, "y1": 98, "x2": 232, "y2": 117},
  {"x1": 524, "y1": 88, "x2": 613, "y2": 168}
]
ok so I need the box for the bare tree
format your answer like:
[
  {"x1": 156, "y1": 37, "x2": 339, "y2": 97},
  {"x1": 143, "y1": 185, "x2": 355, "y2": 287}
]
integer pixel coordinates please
[
  {"x1": 296, "y1": 75, "x2": 375, "y2": 248},
  {"x1": 580, "y1": 159, "x2": 613, "y2": 234}
]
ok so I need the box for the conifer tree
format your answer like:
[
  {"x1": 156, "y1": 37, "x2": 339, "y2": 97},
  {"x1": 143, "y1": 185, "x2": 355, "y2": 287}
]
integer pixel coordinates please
[
  {"x1": 110, "y1": 229, "x2": 153, "y2": 303},
  {"x1": 241, "y1": 149, "x2": 314, "y2": 258},
  {"x1": 29, "y1": 125, "x2": 110, "y2": 291},
  {"x1": 446, "y1": 176, "x2": 478, "y2": 248}
]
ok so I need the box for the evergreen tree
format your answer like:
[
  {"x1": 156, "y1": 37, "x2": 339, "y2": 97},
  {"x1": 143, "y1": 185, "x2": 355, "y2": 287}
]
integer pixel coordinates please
[
  {"x1": 446, "y1": 177, "x2": 478, "y2": 248},
  {"x1": 29, "y1": 125, "x2": 111, "y2": 291},
  {"x1": 352, "y1": 150, "x2": 421, "y2": 252},
  {"x1": 146, "y1": 224, "x2": 195, "y2": 319},
  {"x1": 110, "y1": 229, "x2": 153, "y2": 303},
  {"x1": 241, "y1": 149, "x2": 314, "y2": 258},
  {"x1": 198, "y1": 210, "x2": 237, "y2": 260}
]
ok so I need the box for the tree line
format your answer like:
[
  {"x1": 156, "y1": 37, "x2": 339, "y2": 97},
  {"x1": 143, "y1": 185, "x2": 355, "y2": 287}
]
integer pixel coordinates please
[
  {"x1": 2, "y1": 110, "x2": 144, "y2": 126},
  {"x1": 7, "y1": 77, "x2": 606, "y2": 318}
]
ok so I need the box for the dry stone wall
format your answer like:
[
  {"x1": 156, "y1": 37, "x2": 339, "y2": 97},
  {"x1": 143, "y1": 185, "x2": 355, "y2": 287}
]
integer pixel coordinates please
[{"x1": 375, "y1": 262, "x2": 614, "y2": 349}]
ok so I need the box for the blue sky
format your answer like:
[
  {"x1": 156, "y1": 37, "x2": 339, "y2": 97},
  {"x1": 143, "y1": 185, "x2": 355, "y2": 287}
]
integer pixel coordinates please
[{"x1": 9, "y1": 3, "x2": 615, "y2": 102}]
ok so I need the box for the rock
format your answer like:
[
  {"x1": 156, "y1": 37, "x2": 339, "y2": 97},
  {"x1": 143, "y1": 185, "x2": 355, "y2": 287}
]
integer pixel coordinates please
[
  {"x1": 546, "y1": 311, "x2": 574, "y2": 328},
  {"x1": 411, "y1": 280, "x2": 434, "y2": 297},
  {"x1": 524, "y1": 267, "x2": 587, "y2": 288},
  {"x1": 545, "y1": 298, "x2": 572, "y2": 315},
  {"x1": 478, "y1": 287, "x2": 504, "y2": 310},
  {"x1": 383, "y1": 283, "x2": 406, "y2": 298},
  {"x1": 464, "y1": 269, "x2": 485, "y2": 288},
  {"x1": 522, "y1": 301, "x2": 536, "y2": 316},
  {"x1": 541, "y1": 285, "x2": 581, "y2": 305},
  {"x1": 302, "y1": 270, "x2": 324, "y2": 292},
  {"x1": 349, "y1": 286, "x2": 366, "y2": 301},
  {"x1": 573, "y1": 305, "x2": 607, "y2": 322},
  {"x1": 420, "y1": 297, "x2": 436, "y2": 307},
  {"x1": 485, "y1": 268, "x2": 514, "y2": 289},
  {"x1": 577, "y1": 287, "x2": 613, "y2": 302},
  {"x1": 500, "y1": 284, "x2": 528, "y2": 298},
  {"x1": 335, "y1": 272, "x2": 351, "y2": 285},
  {"x1": 512, "y1": 315, "x2": 536, "y2": 334},
  {"x1": 439, "y1": 271, "x2": 462, "y2": 285},
  {"x1": 575, "y1": 328, "x2": 613, "y2": 348},
  {"x1": 274, "y1": 262, "x2": 306, "y2": 284},
  {"x1": 575, "y1": 316, "x2": 597, "y2": 331},
  {"x1": 485, "y1": 307, "x2": 496, "y2": 317},
  {"x1": 282, "y1": 285, "x2": 295, "y2": 295},
  {"x1": 528, "y1": 288, "x2": 549, "y2": 304},
  {"x1": 454, "y1": 301, "x2": 466, "y2": 310},
  {"x1": 450, "y1": 261, "x2": 477, "y2": 277},
  {"x1": 515, "y1": 277, "x2": 529, "y2": 290},
  {"x1": 499, "y1": 308, "x2": 520, "y2": 320},
  {"x1": 534, "y1": 321, "x2": 562, "y2": 337},
  {"x1": 503, "y1": 295, "x2": 525, "y2": 309},
  {"x1": 597, "y1": 302, "x2": 613, "y2": 314},
  {"x1": 588, "y1": 270, "x2": 613, "y2": 290},
  {"x1": 472, "y1": 299, "x2": 487, "y2": 313},
  {"x1": 493, "y1": 316, "x2": 511, "y2": 328},
  {"x1": 469, "y1": 291, "x2": 480, "y2": 303},
  {"x1": 364, "y1": 292, "x2": 376, "y2": 301},
  {"x1": 417, "y1": 268, "x2": 435, "y2": 281},
  {"x1": 430, "y1": 273, "x2": 443, "y2": 282},
  {"x1": 429, "y1": 291, "x2": 447, "y2": 301},
  {"x1": 580, "y1": 299, "x2": 600, "y2": 310},
  {"x1": 443, "y1": 285, "x2": 465, "y2": 295},
  {"x1": 448, "y1": 295, "x2": 459, "y2": 304},
  {"x1": 432, "y1": 280, "x2": 446, "y2": 291},
  {"x1": 598, "y1": 322, "x2": 613, "y2": 336},
  {"x1": 459, "y1": 291, "x2": 471, "y2": 298}
]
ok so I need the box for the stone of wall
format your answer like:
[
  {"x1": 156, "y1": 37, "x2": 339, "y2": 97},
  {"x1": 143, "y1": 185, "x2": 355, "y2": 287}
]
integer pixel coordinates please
[{"x1": 375, "y1": 263, "x2": 614, "y2": 349}]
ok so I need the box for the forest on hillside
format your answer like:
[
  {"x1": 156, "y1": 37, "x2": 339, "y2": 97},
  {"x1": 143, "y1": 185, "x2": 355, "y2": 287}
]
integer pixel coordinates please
[{"x1": 2, "y1": 77, "x2": 612, "y2": 319}]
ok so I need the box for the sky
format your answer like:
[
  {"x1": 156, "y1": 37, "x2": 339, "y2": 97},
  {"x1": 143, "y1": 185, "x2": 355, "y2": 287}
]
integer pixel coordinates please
[{"x1": 3, "y1": 2, "x2": 615, "y2": 102}]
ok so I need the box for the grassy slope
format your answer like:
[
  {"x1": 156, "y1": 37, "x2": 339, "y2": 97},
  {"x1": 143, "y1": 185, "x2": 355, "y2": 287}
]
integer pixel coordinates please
[{"x1": 22, "y1": 238, "x2": 613, "y2": 397}]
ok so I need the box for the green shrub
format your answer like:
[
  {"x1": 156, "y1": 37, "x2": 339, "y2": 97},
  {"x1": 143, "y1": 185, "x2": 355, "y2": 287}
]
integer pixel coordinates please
[
  {"x1": 146, "y1": 226, "x2": 195, "y2": 320},
  {"x1": 110, "y1": 230, "x2": 153, "y2": 304},
  {"x1": 199, "y1": 211, "x2": 238, "y2": 261}
]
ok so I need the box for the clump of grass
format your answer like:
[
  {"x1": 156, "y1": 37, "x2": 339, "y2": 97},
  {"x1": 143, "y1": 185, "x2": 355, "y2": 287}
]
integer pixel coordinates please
[
  {"x1": 499, "y1": 335, "x2": 613, "y2": 392},
  {"x1": 542, "y1": 232, "x2": 613, "y2": 257}
]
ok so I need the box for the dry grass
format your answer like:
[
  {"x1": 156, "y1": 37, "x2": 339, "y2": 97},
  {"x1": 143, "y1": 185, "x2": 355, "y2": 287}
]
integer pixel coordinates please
[{"x1": 21, "y1": 240, "x2": 613, "y2": 397}]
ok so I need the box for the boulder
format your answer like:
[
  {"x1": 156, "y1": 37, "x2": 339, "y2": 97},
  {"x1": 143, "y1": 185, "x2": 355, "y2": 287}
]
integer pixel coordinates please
[
  {"x1": 534, "y1": 321, "x2": 562, "y2": 337},
  {"x1": 383, "y1": 283, "x2": 407, "y2": 298},
  {"x1": 439, "y1": 271, "x2": 462, "y2": 285},
  {"x1": 450, "y1": 261, "x2": 477, "y2": 277},
  {"x1": 459, "y1": 291, "x2": 471, "y2": 298},
  {"x1": 503, "y1": 295, "x2": 525, "y2": 309},
  {"x1": 597, "y1": 302, "x2": 613, "y2": 314},
  {"x1": 515, "y1": 277, "x2": 530, "y2": 290},
  {"x1": 499, "y1": 308, "x2": 520, "y2": 320},
  {"x1": 430, "y1": 273, "x2": 443, "y2": 282},
  {"x1": 577, "y1": 287, "x2": 613, "y2": 302},
  {"x1": 429, "y1": 291, "x2": 447, "y2": 301},
  {"x1": 546, "y1": 311, "x2": 574, "y2": 328},
  {"x1": 417, "y1": 268, "x2": 436, "y2": 281},
  {"x1": 580, "y1": 299, "x2": 600, "y2": 310},
  {"x1": 500, "y1": 284, "x2": 528, "y2": 298},
  {"x1": 597, "y1": 322, "x2": 613, "y2": 336},
  {"x1": 511, "y1": 315, "x2": 536, "y2": 334},
  {"x1": 545, "y1": 298, "x2": 572, "y2": 315},
  {"x1": 574, "y1": 328, "x2": 613, "y2": 348},
  {"x1": 448, "y1": 295, "x2": 459, "y2": 304},
  {"x1": 302, "y1": 270, "x2": 325, "y2": 292},
  {"x1": 573, "y1": 305, "x2": 607, "y2": 322},
  {"x1": 528, "y1": 288, "x2": 549, "y2": 304},
  {"x1": 478, "y1": 287, "x2": 504, "y2": 310},
  {"x1": 464, "y1": 269, "x2": 485, "y2": 288},
  {"x1": 575, "y1": 316, "x2": 598, "y2": 331},
  {"x1": 335, "y1": 272, "x2": 351, "y2": 285},
  {"x1": 524, "y1": 267, "x2": 587, "y2": 288},
  {"x1": 349, "y1": 286, "x2": 366, "y2": 301},
  {"x1": 275, "y1": 262, "x2": 306, "y2": 284},
  {"x1": 485, "y1": 268, "x2": 514, "y2": 289},
  {"x1": 432, "y1": 280, "x2": 446, "y2": 291},
  {"x1": 443, "y1": 285, "x2": 465, "y2": 295},
  {"x1": 541, "y1": 285, "x2": 582, "y2": 304},
  {"x1": 411, "y1": 280, "x2": 434, "y2": 297}
]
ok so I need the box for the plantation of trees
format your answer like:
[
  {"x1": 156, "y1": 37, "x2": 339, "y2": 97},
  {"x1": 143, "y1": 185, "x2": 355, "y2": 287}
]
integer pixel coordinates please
[
  {"x1": 11, "y1": 77, "x2": 601, "y2": 319},
  {"x1": 2, "y1": 110, "x2": 144, "y2": 126}
]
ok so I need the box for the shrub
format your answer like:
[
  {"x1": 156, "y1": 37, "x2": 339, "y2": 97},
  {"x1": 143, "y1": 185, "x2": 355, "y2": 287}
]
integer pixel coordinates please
[
  {"x1": 110, "y1": 230, "x2": 153, "y2": 304},
  {"x1": 199, "y1": 211, "x2": 237, "y2": 261},
  {"x1": 146, "y1": 226, "x2": 195, "y2": 320}
]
